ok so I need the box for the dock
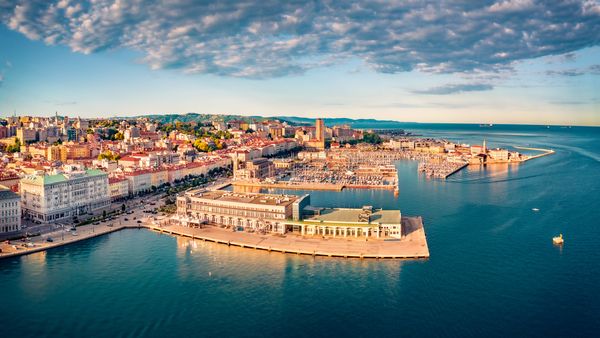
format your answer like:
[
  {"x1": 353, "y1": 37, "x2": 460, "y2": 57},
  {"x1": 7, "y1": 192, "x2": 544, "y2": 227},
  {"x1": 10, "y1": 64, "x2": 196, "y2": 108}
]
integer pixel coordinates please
[
  {"x1": 1, "y1": 217, "x2": 429, "y2": 260},
  {"x1": 145, "y1": 216, "x2": 429, "y2": 259},
  {"x1": 233, "y1": 181, "x2": 345, "y2": 191}
]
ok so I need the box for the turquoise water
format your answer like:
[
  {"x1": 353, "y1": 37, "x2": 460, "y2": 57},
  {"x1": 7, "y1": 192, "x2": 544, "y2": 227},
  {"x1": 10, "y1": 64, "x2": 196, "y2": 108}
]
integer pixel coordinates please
[{"x1": 1, "y1": 124, "x2": 599, "y2": 337}]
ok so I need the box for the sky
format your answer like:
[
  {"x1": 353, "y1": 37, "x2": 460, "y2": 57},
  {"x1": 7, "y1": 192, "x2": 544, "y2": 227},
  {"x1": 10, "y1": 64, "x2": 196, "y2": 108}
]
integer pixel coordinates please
[{"x1": 0, "y1": 0, "x2": 599, "y2": 126}]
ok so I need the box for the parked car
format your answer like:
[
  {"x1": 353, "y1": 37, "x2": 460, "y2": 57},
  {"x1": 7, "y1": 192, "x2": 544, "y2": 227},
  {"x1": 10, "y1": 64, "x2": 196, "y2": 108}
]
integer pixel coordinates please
[{"x1": 46, "y1": 237, "x2": 54, "y2": 243}]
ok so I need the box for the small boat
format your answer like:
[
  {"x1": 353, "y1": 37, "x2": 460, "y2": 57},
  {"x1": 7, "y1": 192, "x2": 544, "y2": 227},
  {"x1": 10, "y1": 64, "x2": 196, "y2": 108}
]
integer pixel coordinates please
[
  {"x1": 553, "y1": 234, "x2": 564, "y2": 245},
  {"x1": 532, "y1": 208, "x2": 540, "y2": 212}
]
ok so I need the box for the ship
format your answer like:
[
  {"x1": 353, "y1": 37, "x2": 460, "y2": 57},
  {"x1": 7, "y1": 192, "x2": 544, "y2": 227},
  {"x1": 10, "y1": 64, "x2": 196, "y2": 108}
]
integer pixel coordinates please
[{"x1": 479, "y1": 123, "x2": 493, "y2": 128}]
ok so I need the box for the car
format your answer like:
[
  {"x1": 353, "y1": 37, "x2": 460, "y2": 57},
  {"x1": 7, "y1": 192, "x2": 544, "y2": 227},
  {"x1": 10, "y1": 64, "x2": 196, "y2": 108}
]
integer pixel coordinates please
[
  {"x1": 137, "y1": 220, "x2": 142, "y2": 224},
  {"x1": 133, "y1": 217, "x2": 137, "y2": 220},
  {"x1": 124, "y1": 218, "x2": 129, "y2": 221},
  {"x1": 46, "y1": 237, "x2": 54, "y2": 243},
  {"x1": 93, "y1": 222, "x2": 100, "y2": 225}
]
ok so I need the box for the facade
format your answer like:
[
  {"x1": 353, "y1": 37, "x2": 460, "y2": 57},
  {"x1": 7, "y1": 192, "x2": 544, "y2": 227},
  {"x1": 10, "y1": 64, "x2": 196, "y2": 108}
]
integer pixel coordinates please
[
  {"x1": 174, "y1": 190, "x2": 403, "y2": 238},
  {"x1": 20, "y1": 168, "x2": 110, "y2": 223},
  {"x1": 16, "y1": 127, "x2": 37, "y2": 143},
  {"x1": 175, "y1": 190, "x2": 300, "y2": 234},
  {"x1": 108, "y1": 177, "x2": 129, "y2": 200},
  {"x1": 234, "y1": 158, "x2": 275, "y2": 181},
  {"x1": 0, "y1": 186, "x2": 21, "y2": 234}
]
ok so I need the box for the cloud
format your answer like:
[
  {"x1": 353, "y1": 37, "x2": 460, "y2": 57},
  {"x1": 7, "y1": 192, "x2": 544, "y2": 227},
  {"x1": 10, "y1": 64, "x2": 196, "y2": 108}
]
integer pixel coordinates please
[
  {"x1": 412, "y1": 83, "x2": 494, "y2": 95},
  {"x1": 1, "y1": 1, "x2": 599, "y2": 78},
  {"x1": 545, "y1": 64, "x2": 600, "y2": 76}
]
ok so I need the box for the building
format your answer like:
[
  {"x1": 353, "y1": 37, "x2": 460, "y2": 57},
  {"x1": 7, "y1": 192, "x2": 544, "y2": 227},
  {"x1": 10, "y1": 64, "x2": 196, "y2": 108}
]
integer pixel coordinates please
[
  {"x1": 108, "y1": 177, "x2": 129, "y2": 200},
  {"x1": 488, "y1": 148, "x2": 509, "y2": 161},
  {"x1": 175, "y1": 190, "x2": 303, "y2": 233},
  {"x1": 0, "y1": 185, "x2": 21, "y2": 234},
  {"x1": 304, "y1": 118, "x2": 326, "y2": 150},
  {"x1": 47, "y1": 145, "x2": 67, "y2": 162},
  {"x1": 20, "y1": 167, "x2": 110, "y2": 223},
  {"x1": 234, "y1": 158, "x2": 275, "y2": 181},
  {"x1": 16, "y1": 128, "x2": 37, "y2": 143},
  {"x1": 316, "y1": 118, "x2": 325, "y2": 142},
  {"x1": 173, "y1": 190, "x2": 402, "y2": 238}
]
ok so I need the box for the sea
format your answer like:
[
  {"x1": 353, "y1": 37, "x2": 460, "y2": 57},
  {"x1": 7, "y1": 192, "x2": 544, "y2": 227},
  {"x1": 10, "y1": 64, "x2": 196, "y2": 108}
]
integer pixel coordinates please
[{"x1": 1, "y1": 123, "x2": 599, "y2": 337}]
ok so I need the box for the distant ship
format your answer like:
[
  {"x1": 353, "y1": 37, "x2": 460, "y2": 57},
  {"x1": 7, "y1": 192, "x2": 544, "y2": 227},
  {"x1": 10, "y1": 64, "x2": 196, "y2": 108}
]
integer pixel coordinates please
[{"x1": 479, "y1": 123, "x2": 493, "y2": 128}]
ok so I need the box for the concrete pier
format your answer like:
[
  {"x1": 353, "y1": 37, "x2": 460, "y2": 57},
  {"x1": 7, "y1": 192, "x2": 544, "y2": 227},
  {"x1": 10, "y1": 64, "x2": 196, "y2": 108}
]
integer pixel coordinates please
[
  {"x1": 0, "y1": 216, "x2": 429, "y2": 260},
  {"x1": 145, "y1": 216, "x2": 429, "y2": 259}
]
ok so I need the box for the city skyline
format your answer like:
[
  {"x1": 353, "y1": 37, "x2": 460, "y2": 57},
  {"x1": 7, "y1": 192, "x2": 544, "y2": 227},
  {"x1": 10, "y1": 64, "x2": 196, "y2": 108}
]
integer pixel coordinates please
[{"x1": 0, "y1": 1, "x2": 599, "y2": 126}]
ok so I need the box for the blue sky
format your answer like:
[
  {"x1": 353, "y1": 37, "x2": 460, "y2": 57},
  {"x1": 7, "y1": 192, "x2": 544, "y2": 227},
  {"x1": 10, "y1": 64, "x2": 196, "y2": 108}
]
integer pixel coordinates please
[{"x1": 0, "y1": 0, "x2": 599, "y2": 126}]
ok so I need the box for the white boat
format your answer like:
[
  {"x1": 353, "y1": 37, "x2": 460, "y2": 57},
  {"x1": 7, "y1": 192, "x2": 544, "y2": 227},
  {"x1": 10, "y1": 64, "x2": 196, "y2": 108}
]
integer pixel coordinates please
[
  {"x1": 532, "y1": 208, "x2": 540, "y2": 212},
  {"x1": 553, "y1": 234, "x2": 564, "y2": 245}
]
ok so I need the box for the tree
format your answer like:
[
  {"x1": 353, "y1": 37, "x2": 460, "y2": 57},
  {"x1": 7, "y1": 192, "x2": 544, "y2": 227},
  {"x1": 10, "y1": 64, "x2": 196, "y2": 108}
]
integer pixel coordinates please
[
  {"x1": 362, "y1": 132, "x2": 382, "y2": 145},
  {"x1": 6, "y1": 137, "x2": 21, "y2": 153},
  {"x1": 98, "y1": 151, "x2": 120, "y2": 161}
]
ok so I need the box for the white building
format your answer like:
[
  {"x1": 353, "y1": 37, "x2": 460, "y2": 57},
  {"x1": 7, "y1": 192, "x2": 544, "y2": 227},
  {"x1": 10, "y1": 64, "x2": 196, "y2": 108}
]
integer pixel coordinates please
[
  {"x1": 20, "y1": 168, "x2": 110, "y2": 223},
  {"x1": 0, "y1": 186, "x2": 21, "y2": 234},
  {"x1": 108, "y1": 177, "x2": 129, "y2": 200},
  {"x1": 174, "y1": 190, "x2": 402, "y2": 238}
]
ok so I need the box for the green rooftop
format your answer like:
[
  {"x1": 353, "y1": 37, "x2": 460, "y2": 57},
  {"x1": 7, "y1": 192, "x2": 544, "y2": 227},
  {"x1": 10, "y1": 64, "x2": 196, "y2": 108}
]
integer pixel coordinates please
[{"x1": 21, "y1": 169, "x2": 108, "y2": 186}]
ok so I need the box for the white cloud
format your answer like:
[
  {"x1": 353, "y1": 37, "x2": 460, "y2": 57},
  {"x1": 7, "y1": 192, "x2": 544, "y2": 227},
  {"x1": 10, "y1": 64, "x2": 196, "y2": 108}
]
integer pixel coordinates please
[{"x1": 0, "y1": 0, "x2": 599, "y2": 78}]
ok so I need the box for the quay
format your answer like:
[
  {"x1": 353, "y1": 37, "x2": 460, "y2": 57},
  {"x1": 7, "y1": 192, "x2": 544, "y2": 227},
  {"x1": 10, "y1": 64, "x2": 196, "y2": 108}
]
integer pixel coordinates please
[
  {"x1": 0, "y1": 222, "x2": 138, "y2": 259},
  {"x1": 513, "y1": 146, "x2": 555, "y2": 160},
  {"x1": 0, "y1": 216, "x2": 429, "y2": 260},
  {"x1": 233, "y1": 181, "x2": 345, "y2": 191},
  {"x1": 232, "y1": 180, "x2": 397, "y2": 191},
  {"x1": 145, "y1": 216, "x2": 429, "y2": 259}
]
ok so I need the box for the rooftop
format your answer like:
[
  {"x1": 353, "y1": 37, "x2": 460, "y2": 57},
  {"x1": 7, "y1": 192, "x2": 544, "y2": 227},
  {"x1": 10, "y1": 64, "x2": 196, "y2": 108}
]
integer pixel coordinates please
[
  {"x1": 304, "y1": 208, "x2": 401, "y2": 225},
  {"x1": 0, "y1": 186, "x2": 19, "y2": 200},
  {"x1": 187, "y1": 189, "x2": 299, "y2": 207},
  {"x1": 21, "y1": 169, "x2": 107, "y2": 186}
]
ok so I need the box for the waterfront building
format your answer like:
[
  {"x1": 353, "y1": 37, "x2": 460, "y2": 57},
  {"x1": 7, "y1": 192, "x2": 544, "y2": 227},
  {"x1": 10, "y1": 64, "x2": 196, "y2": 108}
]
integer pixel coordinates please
[
  {"x1": 0, "y1": 185, "x2": 21, "y2": 234},
  {"x1": 108, "y1": 177, "x2": 129, "y2": 200},
  {"x1": 20, "y1": 167, "x2": 110, "y2": 222},
  {"x1": 174, "y1": 190, "x2": 402, "y2": 238},
  {"x1": 488, "y1": 148, "x2": 509, "y2": 161}
]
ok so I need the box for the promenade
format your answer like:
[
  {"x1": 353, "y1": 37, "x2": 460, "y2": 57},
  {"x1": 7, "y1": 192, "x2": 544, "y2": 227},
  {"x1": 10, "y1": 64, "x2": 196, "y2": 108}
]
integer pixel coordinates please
[{"x1": 0, "y1": 222, "x2": 136, "y2": 259}]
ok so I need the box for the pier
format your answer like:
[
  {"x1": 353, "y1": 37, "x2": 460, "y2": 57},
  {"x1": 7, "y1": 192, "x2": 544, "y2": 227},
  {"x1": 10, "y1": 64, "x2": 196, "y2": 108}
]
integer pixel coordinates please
[
  {"x1": 146, "y1": 216, "x2": 429, "y2": 259},
  {"x1": 1, "y1": 216, "x2": 429, "y2": 260}
]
